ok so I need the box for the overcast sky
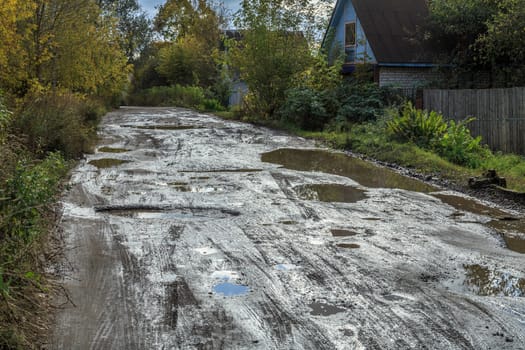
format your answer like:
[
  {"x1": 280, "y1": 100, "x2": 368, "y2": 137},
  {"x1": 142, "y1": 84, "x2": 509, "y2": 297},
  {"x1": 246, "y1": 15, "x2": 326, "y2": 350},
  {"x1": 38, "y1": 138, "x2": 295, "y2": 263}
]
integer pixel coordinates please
[{"x1": 139, "y1": 0, "x2": 240, "y2": 17}]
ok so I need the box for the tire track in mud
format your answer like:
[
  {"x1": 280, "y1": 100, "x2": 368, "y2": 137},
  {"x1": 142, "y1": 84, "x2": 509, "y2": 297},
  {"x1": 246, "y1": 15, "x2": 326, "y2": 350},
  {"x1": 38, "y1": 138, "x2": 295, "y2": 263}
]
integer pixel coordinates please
[{"x1": 52, "y1": 107, "x2": 525, "y2": 349}]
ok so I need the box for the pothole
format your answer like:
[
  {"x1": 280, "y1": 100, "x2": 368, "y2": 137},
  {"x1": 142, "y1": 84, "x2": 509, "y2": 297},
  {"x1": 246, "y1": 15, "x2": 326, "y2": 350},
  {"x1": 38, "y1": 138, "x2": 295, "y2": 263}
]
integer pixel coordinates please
[
  {"x1": 122, "y1": 124, "x2": 201, "y2": 130},
  {"x1": 294, "y1": 184, "x2": 367, "y2": 203},
  {"x1": 433, "y1": 193, "x2": 509, "y2": 217},
  {"x1": 308, "y1": 302, "x2": 345, "y2": 316},
  {"x1": 213, "y1": 283, "x2": 250, "y2": 297},
  {"x1": 180, "y1": 169, "x2": 262, "y2": 173},
  {"x1": 98, "y1": 147, "x2": 130, "y2": 153},
  {"x1": 337, "y1": 243, "x2": 360, "y2": 249},
  {"x1": 487, "y1": 219, "x2": 525, "y2": 254},
  {"x1": 464, "y1": 264, "x2": 525, "y2": 297},
  {"x1": 331, "y1": 229, "x2": 359, "y2": 237},
  {"x1": 95, "y1": 205, "x2": 240, "y2": 219},
  {"x1": 261, "y1": 148, "x2": 436, "y2": 192},
  {"x1": 274, "y1": 264, "x2": 300, "y2": 271},
  {"x1": 89, "y1": 158, "x2": 130, "y2": 169}
]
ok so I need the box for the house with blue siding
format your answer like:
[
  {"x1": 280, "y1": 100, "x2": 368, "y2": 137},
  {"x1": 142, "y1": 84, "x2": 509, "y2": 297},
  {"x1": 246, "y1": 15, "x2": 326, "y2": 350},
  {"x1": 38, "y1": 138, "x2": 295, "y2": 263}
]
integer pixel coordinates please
[{"x1": 322, "y1": 0, "x2": 441, "y2": 91}]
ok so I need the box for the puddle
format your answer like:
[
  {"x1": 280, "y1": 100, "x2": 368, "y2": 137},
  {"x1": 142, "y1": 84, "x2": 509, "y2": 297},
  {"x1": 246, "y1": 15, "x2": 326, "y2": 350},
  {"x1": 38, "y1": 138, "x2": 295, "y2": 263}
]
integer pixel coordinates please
[
  {"x1": 190, "y1": 176, "x2": 210, "y2": 180},
  {"x1": 337, "y1": 243, "x2": 360, "y2": 249},
  {"x1": 308, "y1": 302, "x2": 345, "y2": 316},
  {"x1": 363, "y1": 218, "x2": 381, "y2": 221},
  {"x1": 432, "y1": 193, "x2": 508, "y2": 218},
  {"x1": 464, "y1": 264, "x2": 525, "y2": 297},
  {"x1": 170, "y1": 183, "x2": 225, "y2": 193},
  {"x1": 122, "y1": 124, "x2": 201, "y2": 130},
  {"x1": 331, "y1": 229, "x2": 359, "y2": 237},
  {"x1": 279, "y1": 220, "x2": 298, "y2": 225},
  {"x1": 274, "y1": 264, "x2": 300, "y2": 271},
  {"x1": 213, "y1": 282, "x2": 250, "y2": 297},
  {"x1": 487, "y1": 220, "x2": 525, "y2": 254},
  {"x1": 180, "y1": 169, "x2": 262, "y2": 173},
  {"x1": 294, "y1": 184, "x2": 367, "y2": 203},
  {"x1": 261, "y1": 149, "x2": 435, "y2": 192},
  {"x1": 98, "y1": 147, "x2": 130, "y2": 153},
  {"x1": 211, "y1": 271, "x2": 239, "y2": 280},
  {"x1": 89, "y1": 158, "x2": 130, "y2": 169},
  {"x1": 433, "y1": 193, "x2": 525, "y2": 253},
  {"x1": 96, "y1": 205, "x2": 240, "y2": 219},
  {"x1": 195, "y1": 247, "x2": 219, "y2": 256}
]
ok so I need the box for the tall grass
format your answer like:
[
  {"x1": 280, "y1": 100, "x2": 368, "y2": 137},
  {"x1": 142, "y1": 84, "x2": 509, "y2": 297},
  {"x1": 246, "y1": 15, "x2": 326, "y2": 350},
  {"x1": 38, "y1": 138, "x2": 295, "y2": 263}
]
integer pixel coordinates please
[{"x1": 126, "y1": 85, "x2": 225, "y2": 111}]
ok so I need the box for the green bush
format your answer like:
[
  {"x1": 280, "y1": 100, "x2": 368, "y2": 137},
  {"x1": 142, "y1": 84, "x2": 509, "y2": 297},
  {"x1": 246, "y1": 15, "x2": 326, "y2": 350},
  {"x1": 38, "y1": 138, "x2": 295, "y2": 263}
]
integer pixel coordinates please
[
  {"x1": 335, "y1": 82, "x2": 388, "y2": 123},
  {"x1": 437, "y1": 118, "x2": 490, "y2": 167},
  {"x1": 280, "y1": 88, "x2": 330, "y2": 131},
  {"x1": 127, "y1": 85, "x2": 226, "y2": 111},
  {"x1": 14, "y1": 91, "x2": 101, "y2": 159},
  {"x1": 388, "y1": 102, "x2": 491, "y2": 167},
  {"x1": 387, "y1": 102, "x2": 448, "y2": 148},
  {"x1": 1, "y1": 152, "x2": 67, "y2": 243}
]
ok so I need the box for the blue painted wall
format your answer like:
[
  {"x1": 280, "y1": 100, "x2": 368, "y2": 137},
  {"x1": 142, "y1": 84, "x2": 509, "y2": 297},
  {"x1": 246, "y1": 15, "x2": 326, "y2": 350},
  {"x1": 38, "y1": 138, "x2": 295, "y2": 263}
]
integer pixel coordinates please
[{"x1": 327, "y1": 0, "x2": 376, "y2": 64}]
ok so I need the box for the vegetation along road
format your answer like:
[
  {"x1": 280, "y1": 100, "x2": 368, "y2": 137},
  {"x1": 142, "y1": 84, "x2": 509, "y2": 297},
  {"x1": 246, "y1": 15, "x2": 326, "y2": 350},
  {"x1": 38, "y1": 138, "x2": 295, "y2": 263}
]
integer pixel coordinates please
[{"x1": 51, "y1": 107, "x2": 525, "y2": 349}]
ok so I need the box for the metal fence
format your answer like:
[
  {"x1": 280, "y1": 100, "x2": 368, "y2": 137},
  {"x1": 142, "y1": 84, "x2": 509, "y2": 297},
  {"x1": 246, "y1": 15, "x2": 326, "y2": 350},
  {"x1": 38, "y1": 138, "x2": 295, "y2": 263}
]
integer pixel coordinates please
[{"x1": 423, "y1": 87, "x2": 525, "y2": 155}]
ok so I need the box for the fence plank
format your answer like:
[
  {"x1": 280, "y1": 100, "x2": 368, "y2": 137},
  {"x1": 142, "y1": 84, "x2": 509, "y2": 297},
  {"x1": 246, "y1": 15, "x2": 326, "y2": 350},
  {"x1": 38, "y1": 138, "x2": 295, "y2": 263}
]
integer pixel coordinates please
[{"x1": 423, "y1": 87, "x2": 525, "y2": 155}]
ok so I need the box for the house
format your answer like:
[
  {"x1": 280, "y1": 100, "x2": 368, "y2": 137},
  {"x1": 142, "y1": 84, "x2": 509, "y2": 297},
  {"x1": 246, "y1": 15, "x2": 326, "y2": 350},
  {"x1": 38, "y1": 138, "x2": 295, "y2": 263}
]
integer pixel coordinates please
[{"x1": 322, "y1": 0, "x2": 442, "y2": 91}]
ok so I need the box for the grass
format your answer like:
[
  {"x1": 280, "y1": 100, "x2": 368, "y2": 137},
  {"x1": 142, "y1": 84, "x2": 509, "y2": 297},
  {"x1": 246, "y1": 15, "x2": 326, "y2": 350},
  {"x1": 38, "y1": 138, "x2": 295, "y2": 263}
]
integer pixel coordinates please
[{"x1": 215, "y1": 110, "x2": 525, "y2": 192}]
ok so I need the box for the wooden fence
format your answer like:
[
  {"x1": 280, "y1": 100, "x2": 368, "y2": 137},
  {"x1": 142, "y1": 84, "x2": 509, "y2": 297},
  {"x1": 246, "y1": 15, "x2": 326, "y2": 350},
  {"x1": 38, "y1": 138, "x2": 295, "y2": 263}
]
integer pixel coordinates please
[{"x1": 423, "y1": 87, "x2": 525, "y2": 155}]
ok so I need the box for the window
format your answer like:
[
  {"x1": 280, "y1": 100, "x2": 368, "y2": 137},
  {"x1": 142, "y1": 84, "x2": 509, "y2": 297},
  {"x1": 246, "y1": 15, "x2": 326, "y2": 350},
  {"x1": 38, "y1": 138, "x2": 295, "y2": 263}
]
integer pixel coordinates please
[{"x1": 345, "y1": 22, "x2": 356, "y2": 47}]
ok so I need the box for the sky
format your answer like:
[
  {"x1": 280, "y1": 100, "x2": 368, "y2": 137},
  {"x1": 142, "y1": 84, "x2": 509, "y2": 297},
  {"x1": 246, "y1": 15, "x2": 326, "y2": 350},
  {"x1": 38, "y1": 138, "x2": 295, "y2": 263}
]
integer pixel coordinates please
[{"x1": 139, "y1": 0, "x2": 241, "y2": 18}]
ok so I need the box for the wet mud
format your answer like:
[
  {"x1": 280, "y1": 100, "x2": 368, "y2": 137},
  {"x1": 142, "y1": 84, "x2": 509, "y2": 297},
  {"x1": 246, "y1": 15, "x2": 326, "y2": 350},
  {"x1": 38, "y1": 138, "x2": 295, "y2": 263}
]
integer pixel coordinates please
[
  {"x1": 464, "y1": 264, "x2": 525, "y2": 297},
  {"x1": 97, "y1": 147, "x2": 130, "y2": 153},
  {"x1": 88, "y1": 158, "x2": 130, "y2": 169},
  {"x1": 52, "y1": 107, "x2": 525, "y2": 350},
  {"x1": 294, "y1": 184, "x2": 367, "y2": 203},
  {"x1": 435, "y1": 193, "x2": 525, "y2": 253},
  {"x1": 331, "y1": 229, "x2": 359, "y2": 237},
  {"x1": 261, "y1": 148, "x2": 436, "y2": 192}
]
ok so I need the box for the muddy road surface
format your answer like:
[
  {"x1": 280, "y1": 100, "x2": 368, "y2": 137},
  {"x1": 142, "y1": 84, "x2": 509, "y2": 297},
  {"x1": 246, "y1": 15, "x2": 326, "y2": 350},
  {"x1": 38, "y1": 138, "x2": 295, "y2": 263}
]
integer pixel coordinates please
[{"x1": 52, "y1": 107, "x2": 525, "y2": 349}]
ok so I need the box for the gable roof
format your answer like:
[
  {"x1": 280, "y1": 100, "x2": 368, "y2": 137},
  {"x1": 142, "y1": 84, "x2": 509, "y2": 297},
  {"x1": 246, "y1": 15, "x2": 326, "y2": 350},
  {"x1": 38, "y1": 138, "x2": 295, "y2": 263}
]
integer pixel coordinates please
[{"x1": 324, "y1": 0, "x2": 434, "y2": 65}]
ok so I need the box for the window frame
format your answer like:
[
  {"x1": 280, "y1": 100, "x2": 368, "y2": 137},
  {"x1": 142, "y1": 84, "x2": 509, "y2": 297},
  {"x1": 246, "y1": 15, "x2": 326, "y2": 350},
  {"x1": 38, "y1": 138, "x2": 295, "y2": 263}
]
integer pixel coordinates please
[{"x1": 344, "y1": 21, "x2": 356, "y2": 47}]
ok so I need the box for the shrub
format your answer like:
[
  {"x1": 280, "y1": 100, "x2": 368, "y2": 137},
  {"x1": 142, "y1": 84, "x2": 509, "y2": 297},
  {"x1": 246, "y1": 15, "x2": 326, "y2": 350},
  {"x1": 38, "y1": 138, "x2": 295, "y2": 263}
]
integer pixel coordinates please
[
  {"x1": 388, "y1": 102, "x2": 491, "y2": 167},
  {"x1": 335, "y1": 82, "x2": 388, "y2": 123},
  {"x1": 437, "y1": 118, "x2": 490, "y2": 167},
  {"x1": 14, "y1": 91, "x2": 100, "y2": 159},
  {"x1": 1, "y1": 152, "x2": 67, "y2": 243},
  {"x1": 387, "y1": 102, "x2": 447, "y2": 148},
  {"x1": 280, "y1": 88, "x2": 330, "y2": 131},
  {"x1": 127, "y1": 85, "x2": 226, "y2": 111}
]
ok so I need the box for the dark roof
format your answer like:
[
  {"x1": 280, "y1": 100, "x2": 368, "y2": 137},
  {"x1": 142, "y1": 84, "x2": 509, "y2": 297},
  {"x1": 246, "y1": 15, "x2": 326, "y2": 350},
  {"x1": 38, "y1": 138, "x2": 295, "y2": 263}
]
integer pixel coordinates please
[
  {"x1": 323, "y1": 0, "x2": 436, "y2": 65},
  {"x1": 352, "y1": 0, "x2": 431, "y2": 64}
]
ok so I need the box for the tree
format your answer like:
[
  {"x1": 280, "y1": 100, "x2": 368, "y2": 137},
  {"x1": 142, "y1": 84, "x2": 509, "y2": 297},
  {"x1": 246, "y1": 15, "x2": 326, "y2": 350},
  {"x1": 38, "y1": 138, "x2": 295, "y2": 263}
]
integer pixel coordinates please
[
  {"x1": 425, "y1": 0, "x2": 498, "y2": 67},
  {"x1": 229, "y1": 0, "x2": 315, "y2": 117},
  {"x1": 0, "y1": 0, "x2": 130, "y2": 100},
  {"x1": 153, "y1": 0, "x2": 222, "y2": 88},
  {"x1": 476, "y1": 0, "x2": 525, "y2": 86},
  {"x1": 98, "y1": 0, "x2": 152, "y2": 62}
]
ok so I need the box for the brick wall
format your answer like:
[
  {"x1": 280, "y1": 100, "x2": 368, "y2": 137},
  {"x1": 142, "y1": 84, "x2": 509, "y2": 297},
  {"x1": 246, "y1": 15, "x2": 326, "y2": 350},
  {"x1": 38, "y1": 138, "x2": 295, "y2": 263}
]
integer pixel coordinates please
[{"x1": 378, "y1": 67, "x2": 442, "y2": 89}]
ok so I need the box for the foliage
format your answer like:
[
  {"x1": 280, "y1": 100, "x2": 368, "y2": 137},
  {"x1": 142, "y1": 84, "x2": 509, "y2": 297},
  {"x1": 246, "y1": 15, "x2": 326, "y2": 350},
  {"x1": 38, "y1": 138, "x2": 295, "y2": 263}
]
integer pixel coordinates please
[
  {"x1": 127, "y1": 85, "x2": 225, "y2": 111},
  {"x1": 14, "y1": 91, "x2": 106, "y2": 159},
  {"x1": 1, "y1": 152, "x2": 67, "y2": 242},
  {"x1": 437, "y1": 118, "x2": 490, "y2": 167},
  {"x1": 476, "y1": 0, "x2": 525, "y2": 86},
  {"x1": 425, "y1": 0, "x2": 525, "y2": 87},
  {"x1": 156, "y1": 36, "x2": 220, "y2": 88},
  {"x1": 0, "y1": 95, "x2": 12, "y2": 143},
  {"x1": 98, "y1": 0, "x2": 152, "y2": 62},
  {"x1": 0, "y1": 0, "x2": 131, "y2": 102},
  {"x1": 387, "y1": 102, "x2": 448, "y2": 148},
  {"x1": 334, "y1": 82, "x2": 388, "y2": 125},
  {"x1": 387, "y1": 102, "x2": 490, "y2": 167},
  {"x1": 229, "y1": 0, "x2": 315, "y2": 118},
  {"x1": 279, "y1": 88, "x2": 329, "y2": 131}
]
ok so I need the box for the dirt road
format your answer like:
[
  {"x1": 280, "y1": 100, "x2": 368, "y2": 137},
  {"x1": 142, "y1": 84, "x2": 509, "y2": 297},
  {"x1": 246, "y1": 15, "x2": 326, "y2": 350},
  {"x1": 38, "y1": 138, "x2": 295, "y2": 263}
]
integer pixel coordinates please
[{"x1": 51, "y1": 107, "x2": 525, "y2": 349}]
